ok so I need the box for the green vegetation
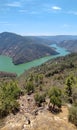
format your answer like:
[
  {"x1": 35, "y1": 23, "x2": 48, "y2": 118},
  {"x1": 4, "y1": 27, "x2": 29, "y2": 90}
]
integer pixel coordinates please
[
  {"x1": 19, "y1": 53, "x2": 77, "y2": 126},
  {"x1": 0, "y1": 81, "x2": 21, "y2": 118},
  {"x1": 24, "y1": 73, "x2": 44, "y2": 94},
  {"x1": 34, "y1": 93, "x2": 46, "y2": 107},
  {"x1": 65, "y1": 76, "x2": 73, "y2": 97},
  {"x1": 48, "y1": 87, "x2": 62, "y2": 112},
  {"x1": 68, "y1": 104, "x2": 77, "y2": 126},
  {"x1": 65, "y1": 75, "x2": 75, "y2": 103},
  {"x1": 26, "y1": 81, "x2": 34, "y2": 95},
  {"x1": 0, "y1": 52, "x2": 77, "y2": 128}
]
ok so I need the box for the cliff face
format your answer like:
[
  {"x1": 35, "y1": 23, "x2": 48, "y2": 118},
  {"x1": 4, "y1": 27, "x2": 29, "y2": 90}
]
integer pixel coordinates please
[{"x1": 0, "y1": 32, "x2": 58, "y2": 65}]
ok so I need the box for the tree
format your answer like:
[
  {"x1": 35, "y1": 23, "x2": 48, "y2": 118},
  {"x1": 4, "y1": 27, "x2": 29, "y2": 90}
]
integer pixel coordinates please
[
  {"x1": 65, "y1": 76, "x2": 75, "y2": 103},
  {"x1": 49, "y1": 87, "x2": 62, "y2": 112},
  {"x1": 72, "y1": 88, "x2": 77, "y2": 104},
  {"x1": 26, "y1": 81, "x2": 34, "y2": 95},
  {"x1": 34, "y1": 74, "x2": 44, "y2": 87},
  {"x1": 66, "y1": 77, "x2": 73, "y2": 97},
  {"x1": 34, "y1": 93, "x2": 45, "y2": 107},
  {"x1": 0, "y1": 81, "x2": 20, "y2": 118}
]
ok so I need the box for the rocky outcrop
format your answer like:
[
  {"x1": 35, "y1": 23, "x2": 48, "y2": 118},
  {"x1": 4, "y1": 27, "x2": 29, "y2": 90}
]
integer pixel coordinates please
[{"x1": 0, "y1": 95, "x2": 76, "y2": 130}]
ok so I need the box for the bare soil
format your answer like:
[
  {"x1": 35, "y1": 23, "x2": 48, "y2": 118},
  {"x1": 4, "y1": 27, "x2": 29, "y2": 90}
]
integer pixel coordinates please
[{"x1": 0, "y1": 95, "x2": 77, "y2": 130}]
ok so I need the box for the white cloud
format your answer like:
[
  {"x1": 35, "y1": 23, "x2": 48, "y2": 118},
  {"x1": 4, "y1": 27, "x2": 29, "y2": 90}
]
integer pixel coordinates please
[
  {"x1": 29, "y1": 11, "x2": 39, "y2": 14},
  {"x1": 19, "y1": 9, "x2": 28, "y2": 13},
  {"x1": 19, "y1": 9, "x2": 40, "y2": 15},
  {"x1": 6, "y1": 2, "x2": 22, "y2": 7},
  {"x1": 0, "y1": 22, "x2": 20, "y2": 26},
  {"x1": 52, "y1": 6, "x2": 62, "y2": 10}
]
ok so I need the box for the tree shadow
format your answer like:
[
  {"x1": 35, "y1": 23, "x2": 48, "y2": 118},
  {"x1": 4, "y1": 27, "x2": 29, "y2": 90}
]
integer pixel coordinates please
[{"x1": 48, "y1": 105, "x2": 62, "y2": 115}]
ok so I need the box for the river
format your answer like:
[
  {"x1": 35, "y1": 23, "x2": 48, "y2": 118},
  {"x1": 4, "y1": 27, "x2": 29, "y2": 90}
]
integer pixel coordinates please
[{"x1": 0, "y1": 44, "x2": 70, "y2": 76}]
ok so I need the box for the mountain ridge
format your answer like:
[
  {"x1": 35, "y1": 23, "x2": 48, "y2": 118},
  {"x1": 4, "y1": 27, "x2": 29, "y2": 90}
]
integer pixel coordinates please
[{"x1": 0, "y1": 32, "x2": 58, "y2": 65}]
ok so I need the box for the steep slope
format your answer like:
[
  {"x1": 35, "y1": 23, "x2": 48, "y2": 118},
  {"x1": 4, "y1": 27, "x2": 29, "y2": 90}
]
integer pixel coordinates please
[
  {"x1": 40, "y1": 35, "x2": 77, "y2": 52},
  {"x1": 58, "y1": 40, "x2": 77, "y2": 52},
  {"x1": 0, "y1": 32, "x2": 58, "y2": 65},
  {"x1": 19, "y1": 53, "x2": 77, "y2": 89},
  {"x1": 0, "y1": 53, "x2": 77, "y2": 130}
]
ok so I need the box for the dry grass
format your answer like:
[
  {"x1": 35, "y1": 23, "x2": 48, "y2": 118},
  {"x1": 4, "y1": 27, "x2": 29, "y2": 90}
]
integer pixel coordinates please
[{"x1": 0, "y1": 96, "x2": 77, "y2": 130}]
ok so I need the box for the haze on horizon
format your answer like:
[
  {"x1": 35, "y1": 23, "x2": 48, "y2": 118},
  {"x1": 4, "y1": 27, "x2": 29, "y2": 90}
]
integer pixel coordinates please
[{"x1": 0, "y1": 0, "x2": 77, "y2": 36}]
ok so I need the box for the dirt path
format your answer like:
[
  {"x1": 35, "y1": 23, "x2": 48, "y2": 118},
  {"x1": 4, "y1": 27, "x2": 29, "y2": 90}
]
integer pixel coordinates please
[{"x1": 0, "y1": 95, "x2": 77, "y2": 130}]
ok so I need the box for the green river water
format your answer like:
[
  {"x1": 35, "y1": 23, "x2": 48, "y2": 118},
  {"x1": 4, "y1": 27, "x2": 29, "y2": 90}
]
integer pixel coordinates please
[{"x1": 0, "y1": 44, "x2": 70, "y2": 76}]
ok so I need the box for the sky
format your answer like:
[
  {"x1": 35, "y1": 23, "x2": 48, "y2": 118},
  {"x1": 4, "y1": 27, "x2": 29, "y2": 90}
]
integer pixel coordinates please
[{"x1": 0, "y1": 0, "x2": 77, "y2": 35}]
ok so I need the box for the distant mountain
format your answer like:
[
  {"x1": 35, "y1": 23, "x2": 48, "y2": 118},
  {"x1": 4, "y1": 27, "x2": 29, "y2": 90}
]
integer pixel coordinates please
[
  {"x1": 41, "y1": 35, "x2": 77, "y2": 43},
  {"x1": 0, "y1": 32, "x2": 58, "y2": 65},
  {"x1": 40, "y1": 35, "x2": 77, "y2": 52},
  {"x1": 58, "y1": 40, "x2": 77, "y2": 52}
]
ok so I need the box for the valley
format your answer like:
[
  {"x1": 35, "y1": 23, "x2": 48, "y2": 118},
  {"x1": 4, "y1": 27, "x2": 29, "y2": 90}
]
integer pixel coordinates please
[
  {"x1": 0, "y1": 43, "x2": 69, "y2": 76},
  {"x1": 0, "y1": 53, "x2": 77, "y2": 130},
  {"x1": 0, "y1": 32, "x2": 77, "y2": 130},
  {"x1": 0, "y1": 0, "x2": 77, "y2": 130},
  {"x1": 0, "y1": 32, "x2": 58, "y2": 65}
]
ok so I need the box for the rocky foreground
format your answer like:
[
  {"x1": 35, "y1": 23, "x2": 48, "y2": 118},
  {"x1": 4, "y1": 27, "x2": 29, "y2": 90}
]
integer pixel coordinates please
[{"x1": 0, "y1": 95, "x2": 76, "y2": 130}]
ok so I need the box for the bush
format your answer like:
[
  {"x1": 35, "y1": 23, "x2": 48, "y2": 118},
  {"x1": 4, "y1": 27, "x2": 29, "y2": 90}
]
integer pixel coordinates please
[
  {"x1": 34, "y1": 93, "x2": 45, "y2": 107},
  {"x1": 68, "y1": 105, "x2": 77, "y2": 126},
  {"x1": 49, "y1": 87, "x2": 62, "y2": 111},
  {"x1": 26, "y1": 81, "x2": 34, "y2": 95},
  {"x1": 0, "y1": 81, "x2": 20, "y2": 118},
  {"x1": 65, "y1": 75, "x2": 76, "y2": 103}
]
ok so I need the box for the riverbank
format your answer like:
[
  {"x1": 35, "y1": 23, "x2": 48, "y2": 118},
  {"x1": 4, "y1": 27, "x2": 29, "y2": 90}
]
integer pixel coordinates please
[{"x1": 0, "y1": 44, "x2": 70, "y2": 76}]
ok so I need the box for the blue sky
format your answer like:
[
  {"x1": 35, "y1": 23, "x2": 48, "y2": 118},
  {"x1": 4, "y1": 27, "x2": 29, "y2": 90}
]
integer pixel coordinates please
[{"x1": 0, "y1": 0, "x2": 77, "y2": 35}]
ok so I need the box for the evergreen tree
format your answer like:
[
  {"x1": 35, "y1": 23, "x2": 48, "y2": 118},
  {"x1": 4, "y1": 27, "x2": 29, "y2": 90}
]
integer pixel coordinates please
[{"x1": 49, "y1": 87, "x2": 62, "y2": 111}]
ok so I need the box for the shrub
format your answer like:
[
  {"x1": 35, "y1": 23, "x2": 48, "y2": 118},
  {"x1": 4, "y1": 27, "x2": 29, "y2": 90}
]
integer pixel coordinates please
[
  {"x1": 65, "y1": 75, "x2": 76, "y2": 103},
  {"x1": 0, "y1": 81, "x2": 20, "y2": 118},
  {"x1": 34, "y1": 93, "x2": 45, "y2": 107},
  {"x1": 68, "y1": 105, "x2": 77, "y2": 126},
  {"x1": 49, "y1": 87, "x2": 62, "y2": 111},
  {"x1": 26, "y1": 81, "x2": 34, "y2": 95}
]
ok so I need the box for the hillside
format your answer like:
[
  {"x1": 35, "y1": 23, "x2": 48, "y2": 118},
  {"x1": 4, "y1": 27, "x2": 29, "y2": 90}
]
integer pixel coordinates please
[
  {"x1": 58, "y1": 40, "x2": 77, "y2": 52},
  {"x1": 0, "y1": 32, "x2": 77, "y2": 65},
  {"x1": 24, "y1": 36, "x2": 77, "y2": 53},
  {"x1": 40, "y1": 35, "x2": 77, "y2": 42},
  {"x1": 41, "y1": 36, "x2": 77, "y2": 52},
  {"x1": 0, "y1": 32, "x2": 58, "y2": 65},
  {"x1": 19, "y1": 53, "x2": 77, "y2": 89},
  {"x1": 0, "y1": 53, "x2": 77, "y2": 130}
]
